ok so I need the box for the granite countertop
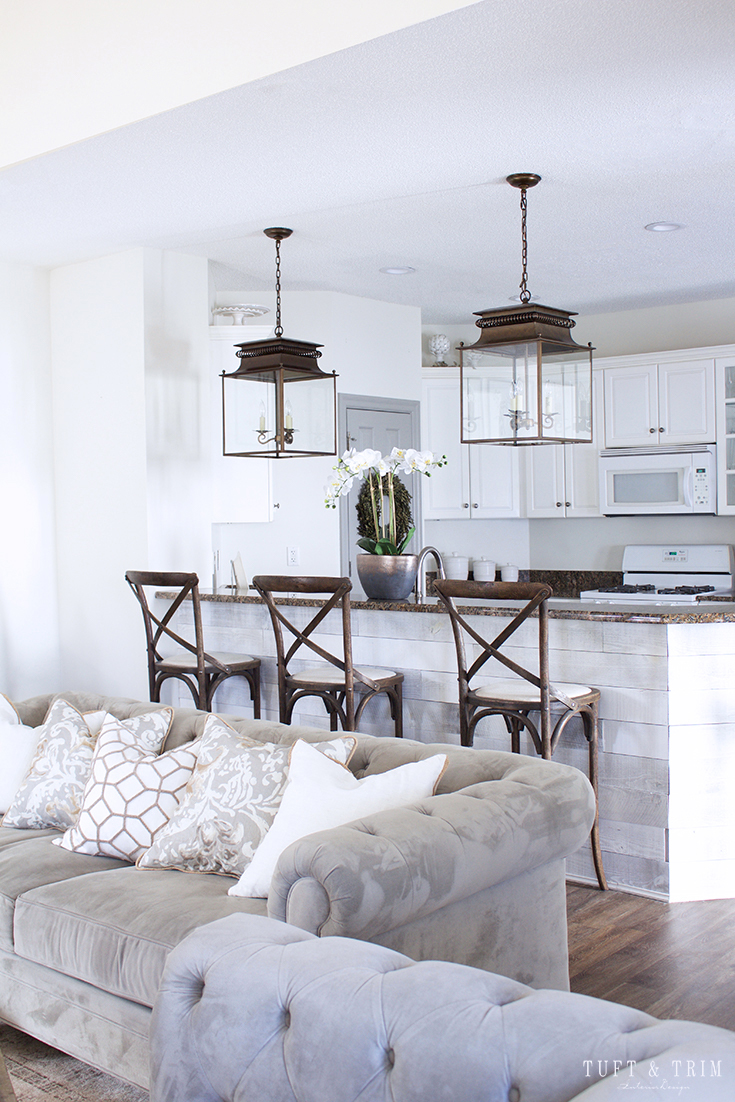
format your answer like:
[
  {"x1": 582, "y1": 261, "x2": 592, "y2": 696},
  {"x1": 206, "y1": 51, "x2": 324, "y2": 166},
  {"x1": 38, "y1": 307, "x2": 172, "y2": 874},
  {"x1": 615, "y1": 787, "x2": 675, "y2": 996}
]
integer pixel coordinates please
[{"x1": 175, "y1": 589, "x2": 735, "y2": 625}]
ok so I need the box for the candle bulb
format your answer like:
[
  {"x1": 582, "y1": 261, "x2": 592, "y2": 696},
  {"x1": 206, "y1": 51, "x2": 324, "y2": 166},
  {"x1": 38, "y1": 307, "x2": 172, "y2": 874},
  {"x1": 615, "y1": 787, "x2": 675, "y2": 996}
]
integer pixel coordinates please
[
  {"x1": 258, "y1": 402, "x2": 266, "y2": 432},
  {"x1": 285, "y1": 401, "x2": 294, "y2": 430}
]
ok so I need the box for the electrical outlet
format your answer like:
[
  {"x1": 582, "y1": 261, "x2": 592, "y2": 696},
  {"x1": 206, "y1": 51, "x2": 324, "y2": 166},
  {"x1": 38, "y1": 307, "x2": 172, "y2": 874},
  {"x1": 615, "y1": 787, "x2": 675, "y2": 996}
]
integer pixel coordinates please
[{"x1": 287, "y1": 546, "x2": 300, "y2": 567}]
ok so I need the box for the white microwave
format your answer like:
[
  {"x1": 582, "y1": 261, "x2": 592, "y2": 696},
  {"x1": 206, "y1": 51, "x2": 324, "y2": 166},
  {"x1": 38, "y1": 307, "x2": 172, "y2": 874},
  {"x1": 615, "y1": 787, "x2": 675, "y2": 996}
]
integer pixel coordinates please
[{"x1": 599, "y1": 445, "x2": 716, "y2": 516}]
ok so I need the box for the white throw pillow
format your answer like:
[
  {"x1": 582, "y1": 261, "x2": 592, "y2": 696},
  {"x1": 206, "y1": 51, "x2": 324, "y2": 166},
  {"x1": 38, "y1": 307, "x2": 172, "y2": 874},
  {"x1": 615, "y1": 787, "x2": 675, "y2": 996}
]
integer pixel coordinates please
[
  {"x1": 137, "y1": 717, "x2": 356, "y2": 877},
  {"x1": 0, "y1": 694, "x2": 42, "y2": 815},
  {"x1": 54, "y1": 710, "x2": 194, "y2": 862},
  {"x1": 229, "y1": 740, "x2": 447, "y2": 899}
]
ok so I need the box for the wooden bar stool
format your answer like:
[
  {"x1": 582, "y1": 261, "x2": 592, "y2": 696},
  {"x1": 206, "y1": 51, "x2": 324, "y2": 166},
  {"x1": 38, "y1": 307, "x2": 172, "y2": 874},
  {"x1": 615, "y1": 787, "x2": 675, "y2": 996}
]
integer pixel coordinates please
[
  {"x1": 253, "y1": 575, "x2": 403, "y2": 736},
  {"x1": 434, "y1": 578, "x2": 606, "y2": 890},
  {"x1": 125, "y1": 571, "x2": 261, "y2": 715}
]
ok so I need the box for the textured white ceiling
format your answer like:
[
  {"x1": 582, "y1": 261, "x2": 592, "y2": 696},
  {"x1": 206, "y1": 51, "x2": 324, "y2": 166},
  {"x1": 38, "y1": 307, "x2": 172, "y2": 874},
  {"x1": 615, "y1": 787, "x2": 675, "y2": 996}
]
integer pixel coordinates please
[{"x1": 1, "y1": 0, "x2": 734, "y2": 323}]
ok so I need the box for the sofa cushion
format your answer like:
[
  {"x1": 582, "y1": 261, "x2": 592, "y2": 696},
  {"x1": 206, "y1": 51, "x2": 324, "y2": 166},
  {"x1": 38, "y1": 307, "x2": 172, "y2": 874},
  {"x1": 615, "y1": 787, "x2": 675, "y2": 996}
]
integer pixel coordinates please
[
  {"x1": 3, "y1": 700, "x2": 173, "y2": 831},
  {"x1": 0, "y1": 834, "x2": 128, "y2": 952},
  {"x1": 230, "y1": 741, "x2": 447, "y2": 899},
  {"x1": 55, "y1": 713, "x2": 200, "y2": 862},
  {"x1": 13, "y1": 865, "x2": 268, "y2": 1007},
  {"x1": 138, "y1": 721, "x2": 356, "y2": 878}
]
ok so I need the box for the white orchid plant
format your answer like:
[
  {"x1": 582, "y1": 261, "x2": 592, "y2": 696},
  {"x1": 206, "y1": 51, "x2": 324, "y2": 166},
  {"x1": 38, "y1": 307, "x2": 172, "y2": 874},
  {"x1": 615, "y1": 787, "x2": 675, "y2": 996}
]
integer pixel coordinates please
[{"x1": 324, "y1": 447, "x2": 447, "y2": 555}]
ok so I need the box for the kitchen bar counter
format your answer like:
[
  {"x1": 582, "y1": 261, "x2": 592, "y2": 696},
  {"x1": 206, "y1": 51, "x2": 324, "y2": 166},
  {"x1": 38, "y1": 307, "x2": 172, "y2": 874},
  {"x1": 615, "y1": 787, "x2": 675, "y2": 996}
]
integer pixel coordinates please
[
  {"x1": 191, "y1": 589, "x2": 735, "y2": 623},
  {"x1": 160, "y1": 589, "x2": 735, "y2": 904}
]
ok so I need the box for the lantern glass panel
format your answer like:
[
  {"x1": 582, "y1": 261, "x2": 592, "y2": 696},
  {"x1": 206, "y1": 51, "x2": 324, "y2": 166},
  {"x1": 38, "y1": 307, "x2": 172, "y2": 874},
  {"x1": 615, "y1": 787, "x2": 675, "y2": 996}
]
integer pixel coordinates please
[
  {"x1": 540, "y1": 346, "x2": 593, "y2": 443},
  {"x1": 461, "y1": 341, "x2": 592, "y2": 444},
  {"x1": 222, "y1": 374, "x2": 275, "y2": 456},
  {"x1": 281, "y1": 374, "x2": 336, "y2": 455}
]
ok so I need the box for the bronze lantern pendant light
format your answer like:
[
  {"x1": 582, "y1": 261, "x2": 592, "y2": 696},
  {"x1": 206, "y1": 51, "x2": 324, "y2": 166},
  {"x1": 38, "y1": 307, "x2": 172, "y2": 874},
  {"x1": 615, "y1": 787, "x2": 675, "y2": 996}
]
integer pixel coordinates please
[
  {"x1": 221, "y1": 228, "x2": 338, "y2": 458},
  {"x1": 460, "y1": 174, "x2": 594, "y2": 445}
]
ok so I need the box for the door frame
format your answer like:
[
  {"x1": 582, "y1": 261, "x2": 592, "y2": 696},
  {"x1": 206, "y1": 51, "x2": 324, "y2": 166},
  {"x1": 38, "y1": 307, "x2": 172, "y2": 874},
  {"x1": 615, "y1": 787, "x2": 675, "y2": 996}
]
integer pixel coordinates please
[{"x1": 337, "y1": 393, "x2": 423, "y2": 581}]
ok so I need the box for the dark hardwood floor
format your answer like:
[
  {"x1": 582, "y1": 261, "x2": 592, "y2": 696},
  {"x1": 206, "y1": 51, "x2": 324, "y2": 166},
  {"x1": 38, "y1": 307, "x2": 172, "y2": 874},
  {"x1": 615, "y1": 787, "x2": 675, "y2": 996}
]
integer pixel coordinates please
[{"x1": 567, "y1": 883, "x2": 735, "y2": 1031}]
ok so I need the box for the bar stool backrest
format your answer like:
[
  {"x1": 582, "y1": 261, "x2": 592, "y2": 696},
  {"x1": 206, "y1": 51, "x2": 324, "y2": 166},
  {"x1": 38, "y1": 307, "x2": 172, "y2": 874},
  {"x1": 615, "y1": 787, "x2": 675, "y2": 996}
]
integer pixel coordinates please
[{"x1": 433, "y1": 579, "x2": 555, "y2": 753}]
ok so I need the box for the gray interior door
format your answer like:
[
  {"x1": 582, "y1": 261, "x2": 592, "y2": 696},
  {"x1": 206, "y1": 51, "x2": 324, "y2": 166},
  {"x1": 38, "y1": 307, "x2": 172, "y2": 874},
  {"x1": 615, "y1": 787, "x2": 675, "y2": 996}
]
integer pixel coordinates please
[{"x1": 338, "y1": 396, "x2": 421, "y2": 596}]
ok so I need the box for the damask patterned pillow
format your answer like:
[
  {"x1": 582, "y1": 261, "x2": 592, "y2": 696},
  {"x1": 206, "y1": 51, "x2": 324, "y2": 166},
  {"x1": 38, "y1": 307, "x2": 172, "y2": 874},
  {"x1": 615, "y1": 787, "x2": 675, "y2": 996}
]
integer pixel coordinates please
[
  {"x1": 3, "y1": 699, "x2": 171, "y2": 831},
  {"x1": 137, "y1": 716, "x2": 356, "y2": 877},
  {"x1": 54, "y1": 710, "x2": 192, "y2": 862}
]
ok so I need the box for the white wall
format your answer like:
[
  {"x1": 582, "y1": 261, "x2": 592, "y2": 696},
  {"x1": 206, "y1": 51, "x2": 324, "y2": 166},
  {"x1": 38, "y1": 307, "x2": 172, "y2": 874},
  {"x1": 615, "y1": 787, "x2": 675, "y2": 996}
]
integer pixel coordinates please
[
  {"x1": 144, "y1": 250, "x2": 211, "y2": 580},
  {"x1": 50, "y1": 252, "x2": 150, "y2": 695},
  {"x1": 0, "y1": 261, "x2": 60, "y2": 697},
  {"x1": 212, "y1": 290, "x2": 423, "y2": 581}
]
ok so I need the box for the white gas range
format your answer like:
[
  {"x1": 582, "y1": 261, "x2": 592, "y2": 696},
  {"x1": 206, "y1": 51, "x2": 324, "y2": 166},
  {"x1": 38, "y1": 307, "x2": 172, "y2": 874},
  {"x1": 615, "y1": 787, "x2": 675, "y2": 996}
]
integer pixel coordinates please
[{"x1": 580, "y1": 544, "x2": 735, "y2": 605}]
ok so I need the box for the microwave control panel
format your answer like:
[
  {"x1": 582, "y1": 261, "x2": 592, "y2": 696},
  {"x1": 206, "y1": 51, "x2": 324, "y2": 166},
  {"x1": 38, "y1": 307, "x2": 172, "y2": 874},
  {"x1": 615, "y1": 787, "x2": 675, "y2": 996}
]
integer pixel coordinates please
[{"x1": 693, "y1": 465, "x2": 710, "y2": 508}]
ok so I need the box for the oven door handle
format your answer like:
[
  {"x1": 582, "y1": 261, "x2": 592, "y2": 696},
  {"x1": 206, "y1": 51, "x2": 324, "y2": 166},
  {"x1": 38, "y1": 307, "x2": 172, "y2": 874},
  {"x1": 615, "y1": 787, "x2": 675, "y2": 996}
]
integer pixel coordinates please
[{"x1": 682, "y1": 465, "x2": 694, "y2": 508}]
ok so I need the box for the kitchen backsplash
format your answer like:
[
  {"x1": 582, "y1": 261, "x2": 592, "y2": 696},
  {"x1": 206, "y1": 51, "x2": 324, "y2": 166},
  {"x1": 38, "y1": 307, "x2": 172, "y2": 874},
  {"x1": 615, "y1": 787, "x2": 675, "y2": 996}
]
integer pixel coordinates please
[{"x1": 428, "y1": 569, "x2": 623, "y2": 598}]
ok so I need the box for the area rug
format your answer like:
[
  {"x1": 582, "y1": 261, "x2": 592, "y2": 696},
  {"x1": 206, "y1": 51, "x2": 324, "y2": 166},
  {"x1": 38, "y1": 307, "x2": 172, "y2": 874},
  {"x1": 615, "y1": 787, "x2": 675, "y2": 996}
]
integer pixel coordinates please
[{"x1": 0, "y1": 1026, "x2": 147, "y2": 1102}]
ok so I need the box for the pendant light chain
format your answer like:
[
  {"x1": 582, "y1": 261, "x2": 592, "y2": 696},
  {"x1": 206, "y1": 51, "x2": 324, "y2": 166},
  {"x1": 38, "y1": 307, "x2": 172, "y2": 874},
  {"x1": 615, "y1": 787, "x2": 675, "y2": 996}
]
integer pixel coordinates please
[
  {"x1": 519, "y1": 186, "x2": 531, "y2": 304},
  {"x1": 274, "y1": 236, "x2": 283, "y2": 337}
]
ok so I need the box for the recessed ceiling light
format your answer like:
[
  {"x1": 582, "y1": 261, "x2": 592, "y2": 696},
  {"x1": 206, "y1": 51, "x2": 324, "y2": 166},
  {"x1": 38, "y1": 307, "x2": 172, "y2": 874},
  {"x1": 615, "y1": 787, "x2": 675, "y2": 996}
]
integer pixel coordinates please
[
  {"x1": 644, "y1": 222, "x2": 685, "y2": 232},
  {"x1": 379, "y1": 266, "x2": 416, "y2": 275}
]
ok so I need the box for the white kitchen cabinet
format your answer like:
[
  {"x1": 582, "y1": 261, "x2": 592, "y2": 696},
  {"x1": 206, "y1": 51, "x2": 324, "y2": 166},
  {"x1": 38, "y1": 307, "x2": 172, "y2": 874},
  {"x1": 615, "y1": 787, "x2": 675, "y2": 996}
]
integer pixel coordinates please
[
  {"x1": 209, "y1": 326, "x2": 274, "y2": 523},
  {"x1": 422, "y1": 371, "x2": 519, "y2": 519},
  {"x1": 603, "y1": 357, "x2": 715, "y2": 448},
  {"x1": 523, "y1": 372, "x2": 603, "y2": 517},
  {"x1": 716, "y1": 355, "x2": 735, "y2": 515}
]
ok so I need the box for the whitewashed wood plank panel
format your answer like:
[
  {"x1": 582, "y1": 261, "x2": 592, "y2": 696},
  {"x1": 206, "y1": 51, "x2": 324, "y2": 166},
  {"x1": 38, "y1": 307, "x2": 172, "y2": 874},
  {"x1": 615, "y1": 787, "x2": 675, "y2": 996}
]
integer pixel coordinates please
[
  {"x1": 602, "y1": 719, "x2": 669, "y2": 760},
  {"x1": 667, "y1": 621, "x2": 735, "y2": 657},
  {"x1": 669, "y1": 687, "x2": 735, "y2": 725},
  {"x1": 669, "y1": 858, "x2": 735, "y2": 902},
  {"x1": 668, "y1": 653, "x2": 735, "y2": 691},
  {"x1": 600, "y1": 621, "x2": 668, "y2": 656}
]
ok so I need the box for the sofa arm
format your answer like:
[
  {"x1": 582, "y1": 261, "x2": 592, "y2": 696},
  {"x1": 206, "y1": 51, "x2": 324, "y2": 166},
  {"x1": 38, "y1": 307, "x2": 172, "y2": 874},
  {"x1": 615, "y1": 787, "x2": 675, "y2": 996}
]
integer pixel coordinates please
[
  {"x1": 151, "y1": 913, "x2": 735, "y2": 1102},
  {"x1": 267, "y1": 755, "x2": 595, "y2": 939}
]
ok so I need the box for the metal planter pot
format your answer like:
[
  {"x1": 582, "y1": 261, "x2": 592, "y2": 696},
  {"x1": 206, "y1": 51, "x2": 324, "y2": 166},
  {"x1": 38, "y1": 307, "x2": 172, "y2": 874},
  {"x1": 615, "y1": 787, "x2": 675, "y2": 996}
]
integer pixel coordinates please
[{"x1": 356, "y1": 554, "x2": 418, "y2": 601}]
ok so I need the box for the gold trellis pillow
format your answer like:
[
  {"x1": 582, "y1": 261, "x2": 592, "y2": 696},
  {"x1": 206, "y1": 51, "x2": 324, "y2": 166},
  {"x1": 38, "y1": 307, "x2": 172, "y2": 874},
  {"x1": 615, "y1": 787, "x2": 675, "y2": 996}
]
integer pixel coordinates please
[
  {"x1": 2, "y1": 698, "x2": 165, "y2": 831},
  {"x1": 136, "y1": 716, "x2": 356, "y2": 877},
  {"x1": 54, "y1": 709, "x2": 189, "y2": 862}
]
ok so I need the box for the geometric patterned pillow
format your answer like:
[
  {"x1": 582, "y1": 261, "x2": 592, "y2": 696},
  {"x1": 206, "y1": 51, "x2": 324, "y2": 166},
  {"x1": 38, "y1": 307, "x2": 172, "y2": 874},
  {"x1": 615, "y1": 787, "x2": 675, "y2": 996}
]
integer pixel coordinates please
[
  {"x1": 1, "y1": 698, "x2": 150, "y2": 831},
  {"x1": 53, "y1": 710, "x2": 192, "y2": 862},
  {"x1": 136, "y1": 715, "x2": 356, "y2": 878}
]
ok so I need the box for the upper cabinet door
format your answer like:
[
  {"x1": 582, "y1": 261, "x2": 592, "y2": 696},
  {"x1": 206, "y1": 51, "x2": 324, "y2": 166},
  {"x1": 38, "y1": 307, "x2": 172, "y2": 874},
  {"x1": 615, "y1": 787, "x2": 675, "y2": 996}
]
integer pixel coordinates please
[
  {"x1": 604, "y1": 364, "x2": 658, "y2": 448},
  {"x1": 469, "y1": 444, "x2": 520, "y2": 518},
  {"x1": 658, "y1": 359, "x2": 715, "y2": 445},
  {"x1": 421, "y1": 375, "x2": 470, "y2": 519},
  {"x1": 523, "y1": 444, "x2": 565, "y2": 517}
]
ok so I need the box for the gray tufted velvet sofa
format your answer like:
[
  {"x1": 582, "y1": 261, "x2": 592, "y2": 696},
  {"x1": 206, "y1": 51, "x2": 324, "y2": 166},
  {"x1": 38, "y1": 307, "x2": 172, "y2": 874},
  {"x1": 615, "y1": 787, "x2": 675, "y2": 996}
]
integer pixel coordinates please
[
  {"x1": 151, "y1": 913, "x2": 735, "y2": 1102},
  {"x1": 1, "y1": 690, "x2": 596, "y2": 1089}
]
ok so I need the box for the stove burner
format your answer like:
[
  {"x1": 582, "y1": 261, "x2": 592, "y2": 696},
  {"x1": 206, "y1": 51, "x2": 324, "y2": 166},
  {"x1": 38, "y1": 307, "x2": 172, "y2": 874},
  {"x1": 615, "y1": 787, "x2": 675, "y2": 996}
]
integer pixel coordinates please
[
  {"x1": 601, "y1": 584, "x2": 656, "y2": 594},
  {"x1": 656, "y1": 585, "x2": 715, "y2": 595}
]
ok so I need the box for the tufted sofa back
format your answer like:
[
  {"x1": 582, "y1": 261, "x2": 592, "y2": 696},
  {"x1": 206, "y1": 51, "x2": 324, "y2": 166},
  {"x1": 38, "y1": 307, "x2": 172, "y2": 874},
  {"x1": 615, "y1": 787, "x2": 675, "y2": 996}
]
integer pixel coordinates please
[
  {"x1": 14, "y1": 690, "x2": 585, "y2": 797},
  {"x1": 150, "y1": 913, "x2": 735, "y2": 1102}
]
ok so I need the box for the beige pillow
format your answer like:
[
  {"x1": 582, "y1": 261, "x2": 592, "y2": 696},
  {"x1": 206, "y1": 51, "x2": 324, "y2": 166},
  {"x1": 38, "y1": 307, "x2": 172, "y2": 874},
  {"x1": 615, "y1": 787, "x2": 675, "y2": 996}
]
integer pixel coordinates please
[
  {"x1": 137, "y1": 716, "x2": 356, "y2": 877},
  {"x1": 3, "y1": 699, "x2": 172, "y2": 832},
  {"x1": 55, "y1": 711, "x2": 196, "y2": 862}
]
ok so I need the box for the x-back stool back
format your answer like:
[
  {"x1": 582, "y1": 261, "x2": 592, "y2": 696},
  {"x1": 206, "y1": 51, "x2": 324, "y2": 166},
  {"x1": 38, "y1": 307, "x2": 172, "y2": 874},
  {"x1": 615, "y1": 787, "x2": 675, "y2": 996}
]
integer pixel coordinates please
[
  {"x1": 125, "y1": 570, "x2": 261, "y2": 715},
  {"x1": 253, "y1": 575, "x2": 403, "y2": 736},
  {"x1": 434, "y1": 578, "x2": 606, "y2": 889}
]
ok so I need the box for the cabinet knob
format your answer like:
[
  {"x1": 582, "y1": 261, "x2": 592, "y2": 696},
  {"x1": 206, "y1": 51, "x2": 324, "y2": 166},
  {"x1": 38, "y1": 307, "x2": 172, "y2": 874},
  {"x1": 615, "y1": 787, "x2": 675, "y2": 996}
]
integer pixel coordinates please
[
  {"x1": 472, "y1": 503, "x2": 478, "y2": 509},
  {"x1": 659, "y1": 426, "x2": 665, "y2": 432},
  {"x1": 565, "y1": 502, "x2": 571, "y2": 508},
  {"x1": 463, "y1": 502, "x2": 470, "y2": 509},
  {"x1": 556, "y1": 502, "x2": 563, "y2": 508},
  {"x1": 649, "y1": 427, "x2": 656, "y2": 434}
]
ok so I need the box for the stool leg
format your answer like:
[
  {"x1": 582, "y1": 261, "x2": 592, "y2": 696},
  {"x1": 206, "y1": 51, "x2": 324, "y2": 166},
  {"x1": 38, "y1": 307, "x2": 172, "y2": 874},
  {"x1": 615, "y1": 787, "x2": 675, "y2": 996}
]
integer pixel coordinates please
[
  {"x1": 393, "y1": 682, "x2": 403, "y2": 739},
  {"x1": 585, "y1": 704, "x2": 607, "y2": 891}
]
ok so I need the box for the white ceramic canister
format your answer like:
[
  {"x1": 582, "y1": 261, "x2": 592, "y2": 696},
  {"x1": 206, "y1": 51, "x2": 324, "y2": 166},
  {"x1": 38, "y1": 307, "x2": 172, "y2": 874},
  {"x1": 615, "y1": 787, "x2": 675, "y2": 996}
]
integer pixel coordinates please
[
  {"x1": 444, "y1": 553, "x2": 470, "y2": 580},
  {"x1": 472, "y1": 558, "x2": 496, "y2": 582},
  {"x1": 500, "y1": 564, "x2": 519, "y2": 582}
]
